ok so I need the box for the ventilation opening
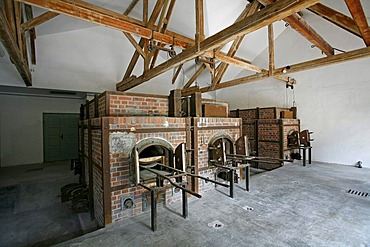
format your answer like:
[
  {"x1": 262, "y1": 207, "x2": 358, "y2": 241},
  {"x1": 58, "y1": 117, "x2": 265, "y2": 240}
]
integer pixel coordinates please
[{"x1": 347, "y1": 189, "x2": 369, "y2": 197}]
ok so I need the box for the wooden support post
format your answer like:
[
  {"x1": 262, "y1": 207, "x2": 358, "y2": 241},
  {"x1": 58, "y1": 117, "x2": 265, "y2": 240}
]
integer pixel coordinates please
[
  {"x1": 172, "y1": 64, "x2": 183, "y2": 84},
  {"x1": 190, "y1": 92, "x2": 202, "y2": 117},
  {"x1": 191, "y1": 117, "x2": 199, "y2": 193},
  {"x1": 168, "y1": 89, "x2": 182, "y2": 117},
  {"x1": 24, "y1": 4, "x2": 36, "y2": 65},
  {"x1": 87, "y1": 120, "x2": 94, "y2": 219},
  {"x1": 195, "y1": 0, "x2": 205, "y2": 50},
  {"x1": 268, "y1": 24, "x2": 274, "y2": 76},
  {"x1": 143, "y1": 0, "x2": 148, "y2": 25},
  {"x1": 101, "y1": 118, "x2": 112, "y2": 226}
]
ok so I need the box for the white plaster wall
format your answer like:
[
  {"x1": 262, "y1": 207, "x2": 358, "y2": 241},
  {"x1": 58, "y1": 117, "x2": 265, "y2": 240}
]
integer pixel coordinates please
[
  {"x1": 0, "y1": 94, "x2": 82, "y2": 167},
  {"x1": 217, "y1": 15, "x2": 370, "y2": 168}
]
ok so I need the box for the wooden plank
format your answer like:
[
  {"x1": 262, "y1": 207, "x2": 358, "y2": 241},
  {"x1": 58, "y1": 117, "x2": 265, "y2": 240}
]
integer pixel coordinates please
[
  {"x1": 150, "y1": 0, "x2": 176, "y2": 69},
  {"x1": 143, "y1": 0, "x2": 148, "y2": 25},
  {"x1": 14, "y1": 1, "x2": 22, "y2": 61},
  {"x1": 124, "y1": 0, "x2": 139, "y2": 15},
  {"x1": 123, "y1": 32, "x2": 145, "y2": 58},
  {"x1": 24, "y1": 4, "x2": 36, "y2": 65},
  {"x1": 16, "y1": 0, "x2": 190, "y2": 49},
  {"x1": 117, "y1": 0, "x2": 321, "y2": 91},
  {"x1": 273, "y1": 74, "x2": 296, "y2": 84},
  {"x1": 268, "y1": 24, "x2": 274, "y2": 76},
  {"x1": 3, "y1": 0, "x2": 16, "y2": 36},
  {"x1": 0, "y1": 8, "x2": 32, "y2": 86},
  {"x1": 213, "y1": 52, "x2": 264, "y2": 72},
  {"x1": 308, "y1": 3, "x2": 361, "y2": 38},
  {"x1": 273, "y1": 46, "x2": 370, "y2": 75},
  {"x1": 195, "y1": 0, "x2": 205, "y2": 48},
  {"x1": 285, "y1": 13, "x2": 334, "y2": 56},
  {"x1": 182, "y1": 71, "x2": 269, "y2": 96},
  {"x1": 21, "y1": 11, "x2": 59, "y2": 31},
  {"x1": 87, "y1": 120, "x2": 94, "y2": 219},
  {"x1": 122, "y1": 0, "x2": 165, "y2": 80},
  {"x1": 200, "y1": 71, "x2": 269, "y2": 93},
  {"x1": 101, "y1": 118, "x2": 112, "y2": 226},
  {"x1": 259, "y1": 0, "x2": 334, "y2": 56},
  {"x1": 344, "y1": 0, "x2": 370, "y2": 46},
  {"x1": 213, "y1": 1, "x2": 261, "y2": 85},
  {"x1": 183, "y1": 64, "x2": 206, "y2": 89},
  {"x1": 191, "y1": 117, "x2": 199, "y2": 193},
  {"x1": 202, "y1": 104, "x2": 228, "y2": 117},
  {"x1": 172, "y1": 64, "x2": 183, "y2": 84}
]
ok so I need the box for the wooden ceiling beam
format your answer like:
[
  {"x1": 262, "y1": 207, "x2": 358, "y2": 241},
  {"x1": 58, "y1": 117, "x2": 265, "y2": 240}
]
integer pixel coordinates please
[
  {"x1": 273, "y1": 46, "x2": 370, "y2": 76},
  {"x1": 213, "y1": 1, "x2": 261, "y2": 86},
  {"x1": 14, "y1": 2, "x2": 24, "y2": 62},
  {"x1": 211, "y1": 51, "x2": 264, "y2": 73},
  {"x1": 123, "y1": 32, "x2": 146, "y2": 58},
  {"x1": 308, "y1": 3, "x2": 361, "y2": 38},
  {"x1": 182, "y1": 71, "x2": 270, "y2": 95},
  {"x1": 123, "y1": 0, "x2": 165, "y2": 80},
  {"x1": 268, "y1": 23, "x2": 274, "y2": 76},
  {"x1": 285, "y1": 13, "x2": 334, "y2": 55},
  {"x1": 3, "y1": 0, "x2": 17, "y2": 35},
  {"x1": 150, "y1": 0, "x2": 176, "y2": 69},
  {"x1": 259, "y1": 0, "x2": 334, "y2": 56},
  {"x1": 117, "y1": 0, "x2": 321, "y2": 91},
  {"x1": 124, "y1": 0, "x2": 139, "y2": 16},
  {"x1": 21, "y1": 11, "x2": 59, "y2": 31},
  {"x1": 143, "y1": 0, "x2": 148, "y2": 24},
  {"x1": 172, "y1": 64, "x2": 183, "y2": 84},
  {"x1": 0, "y1": 8, "x2": 32, "y2": 86},
  {"x1": 344, "y1": 0, "x2": 370, "y2": 46},
  {"x1": 15, "y1": 0, "x2": 191, "y2": 49},
  {"x1": 196, "y1": 0, "x2": 205, "y2": 46},
  {"x1": 183, "y1": 64, "x2": 206, "y2": 89},
  {"x1": 24, "y1": 4, "x2": 36, "y2": 65}
]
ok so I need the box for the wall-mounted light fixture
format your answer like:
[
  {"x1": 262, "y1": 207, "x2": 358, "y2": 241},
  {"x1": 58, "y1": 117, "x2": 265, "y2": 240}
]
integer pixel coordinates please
[{"x1": 282, "y1": 65, "x2": 291, "y2": 74}]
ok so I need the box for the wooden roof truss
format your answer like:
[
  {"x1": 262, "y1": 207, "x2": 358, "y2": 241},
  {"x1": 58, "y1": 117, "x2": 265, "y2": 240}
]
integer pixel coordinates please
[{"x1": 0, "y1": 0, "x2": 369, "y2": 92}]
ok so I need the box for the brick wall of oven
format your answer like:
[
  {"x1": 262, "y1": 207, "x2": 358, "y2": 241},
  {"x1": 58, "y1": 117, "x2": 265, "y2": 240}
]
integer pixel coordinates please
[
  {"x1": 95, "y1": 92, "x2": 168, "y2": 117},
  {"x1": 107, "y1": 117, "x2": 187, "y2": 222},
  {"x1": 195, "y1": 117, "x2": 242, "y2": 193}
]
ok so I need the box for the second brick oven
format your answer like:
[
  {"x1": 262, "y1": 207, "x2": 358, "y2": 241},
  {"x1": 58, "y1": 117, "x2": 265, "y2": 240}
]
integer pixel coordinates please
[{"x1": 79, "y1": 91, "x2": 242, "y2": 227}]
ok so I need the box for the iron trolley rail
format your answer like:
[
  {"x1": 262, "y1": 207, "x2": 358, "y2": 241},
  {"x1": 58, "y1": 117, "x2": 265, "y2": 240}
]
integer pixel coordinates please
[{"x1": 138, "y1": 163, "x2": 229, "y2": 231}]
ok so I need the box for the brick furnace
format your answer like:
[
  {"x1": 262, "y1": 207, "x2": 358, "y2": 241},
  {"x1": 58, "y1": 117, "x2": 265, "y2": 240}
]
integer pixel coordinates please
[{"x1": 79, "y1": 91, "x2": 243, "y2": 228}]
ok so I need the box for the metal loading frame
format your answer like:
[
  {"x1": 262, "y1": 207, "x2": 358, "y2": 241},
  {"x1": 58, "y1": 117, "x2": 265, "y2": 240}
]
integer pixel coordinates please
[
  {"x1": 138, "y1": 164, "x2": 229, "y2": 231},
  {"x1": 209, "y1": 153, "x2": 293, "y2": 198},
  {"x1": 209, "y1": 161, "x2": 251, "y2": 198}
]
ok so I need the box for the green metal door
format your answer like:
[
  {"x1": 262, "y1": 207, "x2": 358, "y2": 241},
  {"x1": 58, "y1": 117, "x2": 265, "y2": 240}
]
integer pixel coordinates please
[{"x1": 43, "y1": 113, "x2": 79, "y2": 162}]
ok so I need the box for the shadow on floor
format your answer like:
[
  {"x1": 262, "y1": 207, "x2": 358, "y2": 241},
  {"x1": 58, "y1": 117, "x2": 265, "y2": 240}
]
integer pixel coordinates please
[{"x1": 0, "y1": 161, "x2": 99, "y2": 247}]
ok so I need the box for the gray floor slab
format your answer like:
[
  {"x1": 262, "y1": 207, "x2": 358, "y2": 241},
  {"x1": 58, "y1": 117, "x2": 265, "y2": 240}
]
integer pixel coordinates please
[
  {"x1": 56, "y1": 162, "x2": 370, "y2": 247},
  {"x1": 0, "y1": 161, "x2": 98, "y2": 247}
]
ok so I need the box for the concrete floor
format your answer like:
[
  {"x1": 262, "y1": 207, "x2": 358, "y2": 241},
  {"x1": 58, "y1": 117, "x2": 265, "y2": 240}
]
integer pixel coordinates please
[
  {"x1": 0, "y1": 161, "x2": 98, "y2": 247},
  {"x1": 56, "y1": 161, "x2": 370, "y2": 247}
]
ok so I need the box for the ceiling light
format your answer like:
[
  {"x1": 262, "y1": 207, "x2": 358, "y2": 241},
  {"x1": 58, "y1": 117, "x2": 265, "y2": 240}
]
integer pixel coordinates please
[{"x1": 282, "y1": 65, "x2": 291, "y2": 74}]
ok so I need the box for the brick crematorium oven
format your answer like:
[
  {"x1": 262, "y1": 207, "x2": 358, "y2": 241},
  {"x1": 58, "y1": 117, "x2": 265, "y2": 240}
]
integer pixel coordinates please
[
  {"x1": 229, "y1": 107, "x2": 301, "y2": 170},
  {"x1": 78, "y1": 90, "x2": 243, "y2": 228}
]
